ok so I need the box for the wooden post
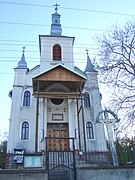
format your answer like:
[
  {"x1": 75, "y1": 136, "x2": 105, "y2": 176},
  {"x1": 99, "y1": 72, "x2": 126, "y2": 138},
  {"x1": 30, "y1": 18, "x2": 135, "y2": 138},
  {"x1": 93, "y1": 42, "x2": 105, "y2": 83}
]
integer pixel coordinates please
[
  {"x1": 35, "y1": 81, "x2": 39, "y2": 152},
  {"x1": 80, "y1": 85, "x2": 87, "y2": 154},
  {"x1": 77, "y1": 99, "x2": 81, "y2": 151}
]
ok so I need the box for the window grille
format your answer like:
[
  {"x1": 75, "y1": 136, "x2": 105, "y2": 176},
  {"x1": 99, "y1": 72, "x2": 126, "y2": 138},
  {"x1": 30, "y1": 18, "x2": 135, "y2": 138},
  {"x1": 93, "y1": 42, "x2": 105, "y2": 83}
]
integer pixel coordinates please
[
  {"x1": 53, "y1": 44, "x2": 62, "y2": 61},
  {"x1": 23, "y1": 91, "x2": 30, "y2": 106},
  {"x1": 21, "y1": 121, "x2": 29, "y2": 140},
  {"x1": 86, "y1": 121, "x2": 94, "y2": 139}
]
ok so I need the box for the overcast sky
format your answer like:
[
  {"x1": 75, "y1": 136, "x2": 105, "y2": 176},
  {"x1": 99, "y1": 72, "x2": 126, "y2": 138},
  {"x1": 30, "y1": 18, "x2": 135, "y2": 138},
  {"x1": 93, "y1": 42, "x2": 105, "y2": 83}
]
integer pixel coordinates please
[{"x1": 0, "y1": 0, "x2": 135, "y2": 137}]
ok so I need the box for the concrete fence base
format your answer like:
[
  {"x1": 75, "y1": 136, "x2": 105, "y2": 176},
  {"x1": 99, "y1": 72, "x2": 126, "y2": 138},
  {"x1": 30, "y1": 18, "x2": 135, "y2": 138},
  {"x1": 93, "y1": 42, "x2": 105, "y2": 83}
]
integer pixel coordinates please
[
  {"x1": 1, "y1": 166, "x2": 135, "y2": 180},
  {"x1": 77, "y1": 166, "x2": 135, "y2": 180},
  {"x1": 0, "y1": 169, "x2": 48, "y2": 180}
]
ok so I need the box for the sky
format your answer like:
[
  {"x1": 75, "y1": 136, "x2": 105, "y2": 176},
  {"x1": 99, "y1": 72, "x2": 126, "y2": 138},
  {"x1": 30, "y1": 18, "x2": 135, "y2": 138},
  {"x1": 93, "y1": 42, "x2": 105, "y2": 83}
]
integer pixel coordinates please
[{"x1": 0, "y1": 0, "x2": 135, "y2": 138}]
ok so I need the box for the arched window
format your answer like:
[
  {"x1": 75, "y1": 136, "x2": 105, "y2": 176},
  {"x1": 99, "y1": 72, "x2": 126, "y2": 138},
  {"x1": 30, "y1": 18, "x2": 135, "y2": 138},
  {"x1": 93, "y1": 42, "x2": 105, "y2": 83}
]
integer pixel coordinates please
[
  {"x1": 84, "y1": 93, "x2": 90, "y2": 107},
  {"x1": 53, "y1": 44, "x2": 62, "y2": 61},
  {"x1": 23, "y1": 91, "x2": 30, "y2": 106},
  {"x1": 86, "y1": 121, "x2": 94, "y2": 139},
  {"x1": 21, "y1": 121, "x2": 29, "y2": 140}
]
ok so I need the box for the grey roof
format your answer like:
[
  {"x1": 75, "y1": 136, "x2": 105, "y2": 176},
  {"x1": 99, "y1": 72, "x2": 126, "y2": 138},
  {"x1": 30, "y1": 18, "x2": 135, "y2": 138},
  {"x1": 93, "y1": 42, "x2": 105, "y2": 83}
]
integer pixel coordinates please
[
  {"x1": 85, "y1": 54, "x2": 96, "y2": 72},
  {"x1": 74, "y1": 66, "x2": 87, "y2": 78},
  {"x1": 16, "y1": 51, "x2": 27, "y2": 69},
  {"x1": 52, "y1": 12, "x2": 60, "y2": 16}
]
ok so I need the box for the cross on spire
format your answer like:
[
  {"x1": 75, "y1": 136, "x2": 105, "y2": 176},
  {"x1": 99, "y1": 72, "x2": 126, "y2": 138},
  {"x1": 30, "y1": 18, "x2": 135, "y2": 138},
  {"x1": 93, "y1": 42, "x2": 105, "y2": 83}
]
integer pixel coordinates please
[
  {"x1": 53, "y1": 3, "x2": 60, "y2": 12},
  {"x1": 86, "y1": 49, "x2": 89, "y2": 55},
  {"x1": 22, "y1": 46, "x2": 26, "y2": 54}
]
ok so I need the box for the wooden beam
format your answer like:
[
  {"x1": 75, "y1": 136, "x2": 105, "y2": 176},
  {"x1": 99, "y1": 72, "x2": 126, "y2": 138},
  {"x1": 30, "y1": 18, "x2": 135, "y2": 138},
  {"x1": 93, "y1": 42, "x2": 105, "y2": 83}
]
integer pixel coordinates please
[{"x1": 33, "y1": 92, "x2": 80, "y2": 98}]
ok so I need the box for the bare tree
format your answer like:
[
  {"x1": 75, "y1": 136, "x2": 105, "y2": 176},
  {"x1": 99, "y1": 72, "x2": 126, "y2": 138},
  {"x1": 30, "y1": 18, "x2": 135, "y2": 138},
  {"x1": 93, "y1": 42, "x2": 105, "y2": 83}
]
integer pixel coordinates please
[{"x1": 95, "y1": 20, "x2": 135, "y2": 134}]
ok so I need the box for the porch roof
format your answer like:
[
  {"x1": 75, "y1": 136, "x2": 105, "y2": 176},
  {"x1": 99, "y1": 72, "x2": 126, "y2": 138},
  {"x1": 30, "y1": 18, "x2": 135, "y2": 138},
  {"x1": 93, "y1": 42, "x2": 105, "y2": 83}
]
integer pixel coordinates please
[{"x1": 32, "y1": 64, "x2": 86, "y2": 97}]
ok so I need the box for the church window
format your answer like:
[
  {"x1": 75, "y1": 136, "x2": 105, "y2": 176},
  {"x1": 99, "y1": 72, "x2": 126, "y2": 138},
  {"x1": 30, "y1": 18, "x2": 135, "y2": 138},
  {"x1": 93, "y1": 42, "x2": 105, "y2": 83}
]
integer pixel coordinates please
[
  {"x1": 53, "y1": 44, "x2": 62, "y2": 61},
  {"x1": 86, "y1": 121, "x2": 94, "y2": 139},
  {"x1": 51, "y1": 98, "x2": 63, "y2": 105},
  {"x1": 55, "y1": 19, "x2": 58, "y2": 23},
  {"x1": 84, "y1": 93, "x2": 90, "y2": 107},
  {"x1": 23, "y1": 91, "x2": 30, "y2": 106},
  {"x1": 21, "y1": 121, "x2": 29, "y2": 140}
]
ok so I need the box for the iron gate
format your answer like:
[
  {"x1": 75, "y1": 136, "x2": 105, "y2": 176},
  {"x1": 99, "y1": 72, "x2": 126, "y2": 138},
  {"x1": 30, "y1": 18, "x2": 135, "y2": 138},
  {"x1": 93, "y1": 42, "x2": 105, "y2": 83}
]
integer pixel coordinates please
[{"x1": 45, "y1": 137, "x2": 76, "y2": 180}]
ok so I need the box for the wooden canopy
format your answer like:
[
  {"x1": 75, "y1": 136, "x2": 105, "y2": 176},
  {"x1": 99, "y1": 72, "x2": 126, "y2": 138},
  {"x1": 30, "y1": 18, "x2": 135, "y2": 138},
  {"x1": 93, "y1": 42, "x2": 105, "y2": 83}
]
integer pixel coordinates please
[{"x1": 32, "y1": 64, "x2": 86, "y2": 98}]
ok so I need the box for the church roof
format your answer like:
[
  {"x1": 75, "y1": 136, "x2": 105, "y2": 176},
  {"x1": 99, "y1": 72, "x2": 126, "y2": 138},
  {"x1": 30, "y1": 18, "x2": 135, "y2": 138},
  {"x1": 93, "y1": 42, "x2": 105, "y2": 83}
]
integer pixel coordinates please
[
  {"x1": 85, "y1": 51, "x2": 97, "y2": 72},
  {"x1": 16, "y1": 47, "x2": 27, "y2": 69},
  {"x1": 74, "y1": 66, "x2": 87, "y2": 78}
]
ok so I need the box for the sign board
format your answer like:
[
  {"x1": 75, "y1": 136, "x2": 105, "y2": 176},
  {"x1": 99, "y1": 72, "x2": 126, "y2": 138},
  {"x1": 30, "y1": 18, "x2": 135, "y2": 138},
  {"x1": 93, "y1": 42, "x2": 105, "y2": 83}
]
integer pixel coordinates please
[{"x1": 24, "y1": 155, "x2": 42, "y2": 168}]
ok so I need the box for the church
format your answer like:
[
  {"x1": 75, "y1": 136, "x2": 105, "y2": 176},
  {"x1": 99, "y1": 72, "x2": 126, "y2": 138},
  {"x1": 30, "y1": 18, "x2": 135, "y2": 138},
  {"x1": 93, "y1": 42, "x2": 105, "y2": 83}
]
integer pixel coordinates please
[{"x1": 7, "y1": 5, "x2": 107, "y2": 157}]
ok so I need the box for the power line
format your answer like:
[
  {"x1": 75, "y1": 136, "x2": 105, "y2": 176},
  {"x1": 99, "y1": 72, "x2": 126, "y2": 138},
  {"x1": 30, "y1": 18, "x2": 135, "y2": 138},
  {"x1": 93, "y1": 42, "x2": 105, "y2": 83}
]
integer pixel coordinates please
[
  {"x1": 0, "y1": 44, "x2": 98, "y2": 49},
  {"x1": 0, "y1": 50, "x2": 97, "y2": 56},
  {"x1": 0, "y1": 49, "x2": 39, "y2": 53},
  {"x1": 0, "y1": 58, "x2": 95, "y2": 62},
  {"x1": 0, "y1": 21, "x2": 49, "y2": 27},
  {"x1": 0, "y1": 1, "x2": 51, "y2": 8},
  {"x1": 0, "y1": 43, "x2": 38, "y2": 47},
  {"x1": 0, "y1": 40, "x2": 37, "y2": 43},
  {"x1": 0, "y1": 21, "x2": 106, "y2": 31},
  {"x1": 61, "y1": 6, "x2": 135, "y2": 17},
  {"x1": 0, "y1": 40, "x2": 96, "y2": 46},
  {"x1": 0, "y1": 1, "x2": 135, "y2": 17}
]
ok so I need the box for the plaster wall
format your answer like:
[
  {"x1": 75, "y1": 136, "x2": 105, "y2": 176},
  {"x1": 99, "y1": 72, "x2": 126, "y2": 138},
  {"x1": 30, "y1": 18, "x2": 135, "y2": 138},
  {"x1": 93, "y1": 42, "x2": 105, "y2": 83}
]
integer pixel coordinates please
[
  {"x1": 7, "y1": 67, "x2": 39, "y2": 153},
  {"x1": 83, "y1": 72, "x2": 107, "y2": 151},
  {"x1": 39, "y1": 36, "x2": 74, "y2": 71}
]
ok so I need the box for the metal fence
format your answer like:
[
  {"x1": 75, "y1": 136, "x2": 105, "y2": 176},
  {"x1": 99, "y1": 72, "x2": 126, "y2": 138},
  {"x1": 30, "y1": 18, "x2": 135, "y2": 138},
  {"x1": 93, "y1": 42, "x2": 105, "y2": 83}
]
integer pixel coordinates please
[
  {"x1": 78, "y1": 150, "x2": 135, "y2": 167},
  {"x1": 0, "y1": 150, "x2": 135, "y2": 169}
]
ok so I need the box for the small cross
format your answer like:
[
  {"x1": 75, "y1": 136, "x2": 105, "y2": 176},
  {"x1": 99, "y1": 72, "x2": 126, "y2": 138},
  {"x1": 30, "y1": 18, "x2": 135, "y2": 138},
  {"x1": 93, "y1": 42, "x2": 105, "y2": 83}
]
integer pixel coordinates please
[
  {"x1": 22, "y1": 47, "x2": 26, "y2": 53},
  {"x1": 53, "y1": 3, "x2": 60, "y2": 12},
  {"x1": 86, "y1": 49, "x2": 89, "y2": 55}
]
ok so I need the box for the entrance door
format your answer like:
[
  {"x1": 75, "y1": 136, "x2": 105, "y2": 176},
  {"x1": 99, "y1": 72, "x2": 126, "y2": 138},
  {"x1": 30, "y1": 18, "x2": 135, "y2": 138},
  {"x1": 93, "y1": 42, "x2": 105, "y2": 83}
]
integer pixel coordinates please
[{"x1": 47, "y1": 123, "x2": 69, "y2": 151}]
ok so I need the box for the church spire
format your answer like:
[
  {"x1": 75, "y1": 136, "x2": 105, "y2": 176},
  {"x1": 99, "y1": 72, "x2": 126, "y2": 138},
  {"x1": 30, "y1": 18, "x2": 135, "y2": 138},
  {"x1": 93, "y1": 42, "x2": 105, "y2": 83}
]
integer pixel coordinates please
[
  {"x1": 17, "y1": 47, "x2": 27, "y2": 69},
  {"x1": 85, "y1": 49, "x2": 96, "y2": 72},
  {"x1": 50, "y1": 3, "x2": 62, "y2": 36}
]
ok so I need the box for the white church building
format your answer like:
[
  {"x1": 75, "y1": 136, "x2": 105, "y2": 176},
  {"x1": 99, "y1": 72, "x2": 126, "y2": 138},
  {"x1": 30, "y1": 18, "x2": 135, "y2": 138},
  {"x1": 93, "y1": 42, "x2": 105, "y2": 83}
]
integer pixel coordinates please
[{"x1": 7, "y1": 5, "x2": 107, "y2": 155}]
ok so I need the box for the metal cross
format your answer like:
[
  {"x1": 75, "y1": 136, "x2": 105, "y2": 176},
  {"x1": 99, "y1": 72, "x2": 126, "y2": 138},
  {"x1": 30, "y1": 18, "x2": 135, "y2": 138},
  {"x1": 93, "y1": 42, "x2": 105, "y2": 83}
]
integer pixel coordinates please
[
  {"x1": 86, "y1": 49, "x2": 89, "y2": 55},
  {"x1": 53, "y1": 3, "x2": 60, "y2": 12},
  {"x1": 22, "y1": 47, "x2": 26, "y2": 53},
  {"x1": 96, "y1": 109, "x2": 120, "y2": 166}
]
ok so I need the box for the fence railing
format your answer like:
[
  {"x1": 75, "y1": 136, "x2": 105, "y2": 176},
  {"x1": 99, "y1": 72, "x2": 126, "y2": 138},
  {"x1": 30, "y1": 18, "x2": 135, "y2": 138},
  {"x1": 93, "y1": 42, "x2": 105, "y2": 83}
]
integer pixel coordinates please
[
  {"x1": 1, "y1": 150, "x2": 135, "y2": 169},
  {"x1": 77, "y1": 150, "x2": 135, "y2": 167}
]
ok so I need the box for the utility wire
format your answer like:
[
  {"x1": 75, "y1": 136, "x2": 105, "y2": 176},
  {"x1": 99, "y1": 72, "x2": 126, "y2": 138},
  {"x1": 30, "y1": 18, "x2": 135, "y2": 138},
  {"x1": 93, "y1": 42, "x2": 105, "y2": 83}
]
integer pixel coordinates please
[
  {"x1": 0, "y1": 1, "x2": 135, "y2": 17},
  {"x1": 0, "y1": 44, "x2": 98, "y2": 49},
  {"x1": 0, "y1": 57, "x2": 95, "y2": 61},
  {"x1": 0, "y1": 40, "x2": 96, "y2": 46},
  {"x1": 0, "y1": 50, "x2": 96, "y2": 56},
  {"x1": 0, "y1": 21, "x2": 106, "y2": 31},
  {"x1": 0, "y1": 40, "x2": 37, "y2": 43}
]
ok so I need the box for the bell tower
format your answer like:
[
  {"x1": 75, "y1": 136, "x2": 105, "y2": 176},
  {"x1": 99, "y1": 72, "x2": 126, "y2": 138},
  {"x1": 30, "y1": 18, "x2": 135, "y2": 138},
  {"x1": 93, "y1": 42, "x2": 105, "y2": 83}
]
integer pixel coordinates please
[{"x1": 50, "y1": 3, "x2": 62, "y2": 36}]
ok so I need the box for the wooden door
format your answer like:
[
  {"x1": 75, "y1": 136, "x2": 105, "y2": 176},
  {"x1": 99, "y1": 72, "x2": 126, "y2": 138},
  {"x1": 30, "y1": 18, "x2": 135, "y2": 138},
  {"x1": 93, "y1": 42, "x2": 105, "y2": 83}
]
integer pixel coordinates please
[{"x1": 47, "y1": 123, "x2": 69, "y2": 151}]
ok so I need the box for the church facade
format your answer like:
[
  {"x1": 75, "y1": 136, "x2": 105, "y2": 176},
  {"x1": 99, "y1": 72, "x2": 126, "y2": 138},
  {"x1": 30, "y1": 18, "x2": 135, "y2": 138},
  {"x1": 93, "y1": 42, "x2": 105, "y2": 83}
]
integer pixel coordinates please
[{"x1": 7, "y1": 6, "x2": 107, "y2": 155}]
